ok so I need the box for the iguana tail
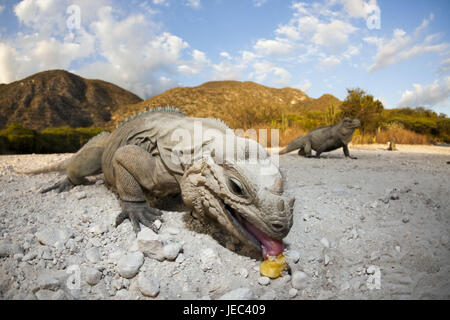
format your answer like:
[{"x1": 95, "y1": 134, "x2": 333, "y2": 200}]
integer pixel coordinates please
[
  {"x1": 278, "y1": 136, "x2": 305, "y2": 155},
  {"x1": 17, "y1": 131, "x2": 111, "y2": 174}
]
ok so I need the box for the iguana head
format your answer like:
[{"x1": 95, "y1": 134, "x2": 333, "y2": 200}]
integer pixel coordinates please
[
  {"x1": 180, "y1": 137, "x2": 295, "y2": 259},
  {"x1": 340, "y1": 118, "x2": 361, "y2": 131}
]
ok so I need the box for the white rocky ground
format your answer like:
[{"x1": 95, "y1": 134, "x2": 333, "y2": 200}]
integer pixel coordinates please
[{"x1": 0, "y1": 144, "x2": 449, "y2": 300}]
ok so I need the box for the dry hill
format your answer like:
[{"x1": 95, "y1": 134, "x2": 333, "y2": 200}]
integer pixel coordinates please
[
  {"x1": 0, "y1": 70, "x2": 142, "y2": 130},
  {"x1": 110, "y1": 81, "x2": 342, "y2": 129}
]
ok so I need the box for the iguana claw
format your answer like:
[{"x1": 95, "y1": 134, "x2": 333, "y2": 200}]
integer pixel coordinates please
[
  {"x1": 40, "y1": 177, "x2": 75, "y2": 193},
  {"x1": 116, "y1": 201, "x2": 163, "y2": 234}
]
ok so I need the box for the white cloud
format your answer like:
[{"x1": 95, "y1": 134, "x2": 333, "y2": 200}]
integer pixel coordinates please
[
  {"x1": 153, "y1": 0, "x2": 168, "y2": 5},
  {"x1": 437, "y1": 57, "x2": 450, "y2": 76},
  {"x1": 253, "y1": 38, "x2": 296, "y2": 56},
  {"x1": 178, "y1": 49, "x2": 210, "y2": 75},
  {"x1": 253, "y1": 0, "x2": 268, "y2": 7},
  {"x1": 186, "y1": 0, "x2": 201, "y2": 9},
  {"x1": 341, "y1": 0, "x2": 378, "y2": 19},
  {"x1": 0, "y1": 5, "x2": 5, "y2": 14},
  {"x1": 293, "y1": 79, "x2": 312, "y2": 92},
  {"x1": 250, "y1": 61, "x2": 291, "y2": 86},
  {"x1": 319, "y1": 55, "x2": 341, "y2": 69},
  {"x1": 398, "y1": 77, "x2": 450, "y2": 107},
  {"x1": 367, "y1": 15, "x2": 447, "y2": 72},
  {"x1": 220, "y1": 51, "x2": 232, "y2": 60},
  {"x1": 2, "y1": 0, "x2": 208, "y2": 98}
]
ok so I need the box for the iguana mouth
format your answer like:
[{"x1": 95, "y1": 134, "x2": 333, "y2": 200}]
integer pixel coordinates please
[{"x1": 222, "y1": 201, "x2": 284, "y2": 259}]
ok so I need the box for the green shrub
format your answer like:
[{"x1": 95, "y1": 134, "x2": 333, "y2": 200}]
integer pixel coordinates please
[{"x1": 0, "y1": 123, "x2": 107, "y2": 154}]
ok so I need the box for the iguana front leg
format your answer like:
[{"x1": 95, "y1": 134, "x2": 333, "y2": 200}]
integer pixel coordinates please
[
  {"x1": 343, "y1": 144, "x2": 357, "y2": 159},
  {"x1": 112, "y1": 145, "x2": 164, "y2": 234}
]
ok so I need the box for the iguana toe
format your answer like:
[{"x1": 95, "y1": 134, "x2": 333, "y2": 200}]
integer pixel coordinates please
[
  {"x1": 40, "y1": 177, "x2": 75, "y2": 194},
  {"x1": 116, "y1": 201, "x2": 163, "y2": 234}
]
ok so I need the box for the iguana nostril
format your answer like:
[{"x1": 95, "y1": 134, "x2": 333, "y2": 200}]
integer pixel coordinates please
[
  {"x1": 272, "y1": 223, "x2": 284, "y2": 231},
  {"x1": 277, "y1": 200, "x2": 285, "y2": 211}
]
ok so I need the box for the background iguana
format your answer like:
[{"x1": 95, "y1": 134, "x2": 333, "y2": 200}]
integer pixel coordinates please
[
  {"x1": 279, "y1": 118, "x2": 361, "y2": 159},
  {"x1": 23, "y1": 107, "x2": 295, "y2": 259}
]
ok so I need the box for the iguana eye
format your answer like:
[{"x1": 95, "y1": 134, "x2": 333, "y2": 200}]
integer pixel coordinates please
[{"x1": 227, "y1": 177, "x2": 246, "y2": 197}]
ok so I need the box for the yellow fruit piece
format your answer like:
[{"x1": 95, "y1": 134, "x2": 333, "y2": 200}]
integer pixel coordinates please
[{"x1": 260, "y1": 254, "x2": 287, "y2": 279}]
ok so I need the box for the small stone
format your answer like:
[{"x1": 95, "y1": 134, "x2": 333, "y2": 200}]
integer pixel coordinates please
[
  {"x1": 0, "y1": 241, "x2": 23, "y2": 257},
  {"x1": 162, "y1": 242, "x2": 182, "y2": 261},
  {"x1": 286, "y1": 250, "x2": 300, "y2": 263},
  {"x1": 260, "y1": 291, "x2": 276, "y2": 300},
  {"x1": 35, "y1": 273, "x2": 60, "y2": 292},
  {"x1": 117, "y1": 252, "x2": 144, "y2": 279},
  {"x1": 340, "y1": 282, "x2": 350, "y2": 291},
  {"x1": 86, "y1": 247, "x2": 101, "y2": 263},
  {"x1": 154, "y1": 220, "x2": 162, "y2": 230},
  {"x1": 138, "y1": 239, "x2": 164, "y2": 261},
  {"x1": 166, "y1": 227, "x2": 180, "y2": 235},
  {"x1": 440, "y1": 235, "x2": 449, "y2": 246},
  {"x1": 74, "y1": 191, "x2": 87, "y2": 200},
  {"x1": 85, "y1": 268, "x2": 102, "y2": 286},
  {"x1": 366, "y1": 265, "x2": 377, "y2": 275},
  {"x1": 320, "y1": 237, "x2": 330, "y2": 248},
  {"x1": 219, "y1": 288, "x2": 255, "y2": 300},
  {"x1": 258, "y1": 276, "x2": 270, "y2": 286},
  {"x1": 200, "y1": 248, "x2": 219, "y2": 271},
  {"x1": 302, "y1": 214, "x2": 309, "y2": 221},
  {"x1": 291, "y1": 271, "x2": 308, "y2": 290},
  {"x1": 395, "y1": 245, "x2": 401, "y2": 253},
  {"x1": 39, "y1": 246, "x2": 53, "y2": 260},
  {"x1": 89, "y1": 224, "x2": 107, "y2": 235},
  {"x1": 288, "y1": 288, "x2": 298, "y2": 297},
  {"x1": 137, "y1": 272, "x2": 160, "y2": 297},
  {"x1": 22, "y1": 252, "x2": 37, "y2": 262},
  {"x1": 402, "y1": 216, "x2": 410, "y2": 223},
  {"x1": 35, "y1": 228, "x2": 73, "y2": 247},
  {"x1": 13, "y1": 253, "x2": 23, "y2": 261},
  {"x1": 175, "y1": 253, "x2": 185, "y2": 264},
  {"x1": 390, "y1": 191, "x2": 400, "y2": 200},
  {"x1": 239, "y1": 268, "x2": 248, "y2": 278},
  {"x1": 324, "y1": 254, "x2": 330, "y2": 266},
  {"x1": 370, "y1": 201, "x2": 378, "y2": 208}
]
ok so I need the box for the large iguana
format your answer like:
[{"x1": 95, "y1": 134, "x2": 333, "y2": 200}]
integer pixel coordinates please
[
  {"x1": 279, "y1": 118, "x2": 361, "y2": 159},
  {"x1": 24, "y1": 107, "x2": 295, "y2": 259}
]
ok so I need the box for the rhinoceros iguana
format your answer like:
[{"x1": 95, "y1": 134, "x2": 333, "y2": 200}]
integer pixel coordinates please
[
  {"x1": 279, "y1": 118, "x2": 361, "y2": 159},
  {"x1": 24, "y1": 107, "x2": 294, "y2": 259}
]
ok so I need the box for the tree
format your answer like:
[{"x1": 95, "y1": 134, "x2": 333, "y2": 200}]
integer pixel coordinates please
[{"x1": 340, "y1": 88, "x2": 384, "y2": 135}]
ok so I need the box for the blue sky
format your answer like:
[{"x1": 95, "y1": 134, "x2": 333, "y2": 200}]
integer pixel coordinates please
[{"x1": 0, "y1": 0, "x2": 449, "y2": 115}]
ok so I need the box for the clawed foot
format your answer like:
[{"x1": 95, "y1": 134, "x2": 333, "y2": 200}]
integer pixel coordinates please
[
  {"x1": 346, "y1": 155, "x2": 358, "y2": 159},
  {"x1": 115, "y1": 201, "x2": 163, "y2": 234},
  {"x1": 40, "y1": 177, "x2": 75, "y2": 193}
]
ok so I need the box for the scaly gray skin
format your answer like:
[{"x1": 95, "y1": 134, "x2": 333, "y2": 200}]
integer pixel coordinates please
[
  {"x1": 279, "y1": 118, "x2": 361, "y2": 159},
  {"x1": 25, "y1": 107, "x2": 295, "y2": 257}
]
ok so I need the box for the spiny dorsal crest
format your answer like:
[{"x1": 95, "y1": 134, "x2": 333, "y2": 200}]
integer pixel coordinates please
[{"x1": 116, "y1": 106, "x2": 186, "y2": 128}]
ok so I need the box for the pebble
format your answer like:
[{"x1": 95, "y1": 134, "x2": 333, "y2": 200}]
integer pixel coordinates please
[
  {"x1": 74, "y1": 191, "x2": 87, "y2": 200},
  {"x1": 395, "y1": 245, "x2": 401, "y2": 253},
  {"x1": 402, "y1": 216, "x2": 410, "y2": 223},
  {"x1": 286, "y1": 250, "x2": 300, "y2": 263},
  {"x1": 239, "y1": 268, "x2": 249, "y2": 278},
  {"x1": 258, "y1": 276, "x2": 270, "y2": 286},
  {"x1": 291, "y1": 271, "x2": 308, "y2": 290},
  {"x1": 137, "y1": 272, "x2": 160, "y2": 297},
  {"x1": 85, "y1": 268, "x2": 102, "y2": 286},
  {"x1": 219, "y1": 288, "x2": 255, "y2": 300},
  {"x1": 320, "y1": 237, "x2": 330, "y2": 248},
  {"x1": 200, "y1": 248, "x2": 219, "y2": 271},
  {"x1": 86, "y1": 247, "x2": 101, "y2": 263},
  {"x1": 166, "y1": 227, "x2": 180, "y2": 235},
  {"x1": 162, "y1": 242, "x2": 182, "y2": 261},
  {"x1": 22, "y1": 252, "x2": 37, "y2": 262},
  {"x1": 0, "y1": 241, "x2": 23, "y2": 257},
  {"x1": 35, "y1": 289, "x2": 66, "y2": 300},
  {"x1": 89, "y1": 224, "x2": 107, "y2": 235},
  {"x1": 288, "y1": 288, "x2": 298, "y2": 298},
  {"x1": 35, "y1": 228, "x2": 73, "y2": 248},
  {"x1": 260, "y1": 291, "x2": 276, "y2": 300},
  {"x1": 116, "y1": 252, "x2": 144, "y2": 279},
  {"x1": 440, "y1": 235, "x2": 449, "y2": 246},
  {"x1": 324, "y1": 254, "x2": 330, "y2": 266},
  {"x1": 154, "y1": 220, "x2": 162, "y2": 230}
]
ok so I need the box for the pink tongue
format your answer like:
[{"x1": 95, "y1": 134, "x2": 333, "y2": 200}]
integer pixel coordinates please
[{"x1": 242, "y1": 219, "x2": 284, "y2": 259}]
